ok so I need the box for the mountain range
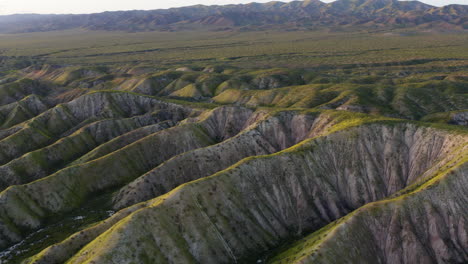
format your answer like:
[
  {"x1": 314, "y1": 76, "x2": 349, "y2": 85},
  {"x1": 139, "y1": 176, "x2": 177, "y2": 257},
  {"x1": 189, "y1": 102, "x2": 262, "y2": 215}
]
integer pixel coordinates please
[{"x1": 0, "y1": 0, "x2": 467, "y2": 33}]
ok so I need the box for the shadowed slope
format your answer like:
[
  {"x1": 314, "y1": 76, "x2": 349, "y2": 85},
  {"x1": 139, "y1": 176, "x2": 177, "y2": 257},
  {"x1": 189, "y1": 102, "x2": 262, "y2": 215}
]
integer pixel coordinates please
[
  {"x1": 0, "y1": 91, "x2": 192, "y2": 167},
  {"x1": 0, "y1": 105, "x2": 258, "y2": 249},
  {"x1": 113, "y1": 110, "x2": 339, "y2": 209},
  {"x1": 268, "y1": 155, "x2": 467, "y2": 264},
  {"x1": 25, "y1": 120, "x2": 467, "y2": 264}
]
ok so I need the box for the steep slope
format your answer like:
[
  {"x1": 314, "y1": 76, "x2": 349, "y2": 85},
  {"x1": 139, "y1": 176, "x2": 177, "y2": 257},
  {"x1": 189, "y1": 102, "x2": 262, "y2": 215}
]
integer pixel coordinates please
[
  {"x1": 0, "y1": 91, "x2": 192, "y2": 168},
  {"x1": 24, "y1": 120, "x2": 467, "y2": 264},
  {"x1": 0, "y1": 58, "x2": 466, "y2": 263},
  {"x1": 0, "y1": 79, "x2": 52, "y2": 107},
  {"x1": 0, "y1": 115, "x2": 175, "y2": 191},
  {"x1": 267, "y1": 155, "x2": 467, "y2": 264},
  {"x1": 0, "y1": 105, "x2": 260, "y2": 249},
  {"x1": 112, "y1": 110, "x2": 342, "y2": 209},
  {"x1": 70, "y1": 121, "x2": 175, "y2": 165},
  {"x1": 0, "y1": 95, "x2": 48, "y2": 129}
]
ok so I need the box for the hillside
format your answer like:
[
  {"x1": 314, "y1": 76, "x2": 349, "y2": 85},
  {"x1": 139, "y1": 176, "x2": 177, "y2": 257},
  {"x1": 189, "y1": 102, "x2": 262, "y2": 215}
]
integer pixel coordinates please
[
  {"x1": 0, "y1": 58, "x2": 465, "y2": 263},
  {"x1": 0, "y1": 0, "x2": 467, "y2": 33},
  {"x1": 0, "y1": 1, "x2": 467, "y2": 263}
]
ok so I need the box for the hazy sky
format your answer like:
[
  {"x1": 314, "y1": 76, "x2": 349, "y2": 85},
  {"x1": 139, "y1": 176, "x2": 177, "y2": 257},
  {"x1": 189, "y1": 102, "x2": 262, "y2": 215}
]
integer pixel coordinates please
[{"x1": 0, "y1": 0, "x2": 466, "y2": 15}]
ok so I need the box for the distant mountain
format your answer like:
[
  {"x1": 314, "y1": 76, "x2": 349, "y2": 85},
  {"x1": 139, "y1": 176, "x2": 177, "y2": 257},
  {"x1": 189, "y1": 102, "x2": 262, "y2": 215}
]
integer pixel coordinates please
[{"x1": 0, "y1": 0, "x2": 466, "y2": 33}]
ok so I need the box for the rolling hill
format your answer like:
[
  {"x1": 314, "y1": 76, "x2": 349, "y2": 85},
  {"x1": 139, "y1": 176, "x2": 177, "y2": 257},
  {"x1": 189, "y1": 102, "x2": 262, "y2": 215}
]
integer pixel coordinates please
[{"x1": 0, "y1": 59, "x2": 466, "y2": 263}]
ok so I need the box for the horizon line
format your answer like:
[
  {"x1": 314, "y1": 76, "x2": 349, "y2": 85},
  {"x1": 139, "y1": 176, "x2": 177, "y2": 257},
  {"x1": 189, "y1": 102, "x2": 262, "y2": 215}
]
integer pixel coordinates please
[{"x1": 0, "y1": 0, "x2": 463, "y2": 17}]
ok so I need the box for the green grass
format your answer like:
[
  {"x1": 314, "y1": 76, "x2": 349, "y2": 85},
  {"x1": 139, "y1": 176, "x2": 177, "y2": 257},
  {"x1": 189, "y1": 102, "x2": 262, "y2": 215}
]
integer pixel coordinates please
[
  {"x1": 0, "y1": 29, "x2": 467, "y2": 69},
  {"x1": 1, "y1": 191, "x2": 116, "y2": 263},
  {"x1": 0, "y1": 29, "x2": 466, "y2": 121}
]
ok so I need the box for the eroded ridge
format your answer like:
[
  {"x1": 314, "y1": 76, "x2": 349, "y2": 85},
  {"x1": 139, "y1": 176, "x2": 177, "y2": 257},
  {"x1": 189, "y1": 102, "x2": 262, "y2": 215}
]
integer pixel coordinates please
[{"x1": 24, "y1": 120, "x2": 468, "y2": 264}]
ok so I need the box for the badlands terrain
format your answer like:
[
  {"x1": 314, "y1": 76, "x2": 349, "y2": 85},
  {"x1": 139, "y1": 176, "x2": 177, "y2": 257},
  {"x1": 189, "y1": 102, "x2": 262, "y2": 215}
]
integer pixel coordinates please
[{"x1": 0, "y1": 0, "x2": 467, "y2": 263}]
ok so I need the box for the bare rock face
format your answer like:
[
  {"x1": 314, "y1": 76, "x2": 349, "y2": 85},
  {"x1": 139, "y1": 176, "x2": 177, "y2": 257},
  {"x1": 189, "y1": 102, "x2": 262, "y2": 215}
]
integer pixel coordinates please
[
  {"x1": 450, "y1": 111, "x2": 468, "y2": 126},
  {"x1": 25, "y1": 121, "x2": 467, "y2": 264},
  {"x1": 112, "y1": 111, "x2": 335, "y2": 210},
  {"x1": 271, "y1": 162, "x2": 468, "y2": 264}
]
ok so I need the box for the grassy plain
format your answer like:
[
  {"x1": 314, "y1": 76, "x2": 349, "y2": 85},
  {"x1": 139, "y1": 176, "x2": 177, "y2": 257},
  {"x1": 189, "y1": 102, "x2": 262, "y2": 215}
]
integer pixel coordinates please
[
  {"x1": 0, "y1": 29, "x2": 467, "y2": 69},
  {"x1": 0, "y1": 28, "x2": 466, "y2": 122}
]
